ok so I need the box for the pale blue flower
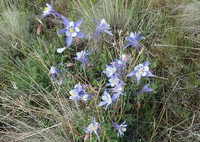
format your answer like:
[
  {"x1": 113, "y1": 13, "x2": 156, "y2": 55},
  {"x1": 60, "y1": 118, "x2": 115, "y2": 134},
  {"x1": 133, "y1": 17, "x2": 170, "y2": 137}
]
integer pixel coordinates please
[
  {"x1": 127, "y1": 61, "x2": 154, "y2": 83},
  {"x1": 49, "y1": 66, "x2": 60, "y2": 79},
  {"x1": 75, "y1": 50, "x2": 90, "y2": 65},
  {"x1": 42, "y1": 3, "x2": 61, "y2": 18},
  {"x1": 111, "y1": 82, "x2": 125, "y2": 101},
  {"x1": 124, "y1": 32, "x2": 145, "y2": 49},
  {"x1": 105, "y1": 56, "x2": 128, "y2": 78},
  {"x1": 85, "y1": 118, "x2": 100, "y2": 140},
  {"x1": 49, "y1": 66, "x2": 63, "y2": 85},
  {"x1": 103, "y1": 65, "x2": 117, "y2": 78},
  {"x1": 57, "y1": 18, "x2": 85, "y2": 53},
  {"x1": 69, "y1": 83, "x2": 91, "y2": 102},
  {"x1": 98, "y1": 91, "x2": 112, "y2": 110},
  {"x1": 111, "y1": 59, "x2": 126, "y2": 73},
  {"x1": 95, "y1": 19, "x2": 113, "y2": 36},
  {"x1": 107, "y1": 75, "x2": 122, "y2": 87},
  {"x1": 113, "y1": 121, "x2": 127, "y2": 137}
]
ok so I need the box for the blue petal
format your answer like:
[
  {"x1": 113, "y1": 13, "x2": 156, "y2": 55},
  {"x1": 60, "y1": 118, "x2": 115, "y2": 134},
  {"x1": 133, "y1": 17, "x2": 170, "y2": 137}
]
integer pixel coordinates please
[
  {"x1": 124, "y1": 43, "x2": 132, "y2": 49},
  {"x1": 76, "y1": 32, "x2": 85, "y2": 38},
  {"x1": 126, "y1": 36, "x2": 134, "y2": 41},
  {"x1": 143, "y1": 87, "x2": 153, "y2": 92},
  {"x1": 130, "y1": 41, "x2": 139, "y2": 47},
  {"x1": 136, "y1": 75, "x2": 141, "y2": 83},
  {"x1": 127, "y1": 71, "x2": 136, "y2": 77},
  {"x1": 54, "y1": 11, "x2": 62, "y2": 17},
  {"x1": 112, "y1": 93, "x2": 121, "y2": 102},
  {"x1": 98, "y1": 101, "x2": 107, "y2": 107},
  {"x1": 75, "y1": 19, "x2": 83, "y2": 27},
  {"x1": 61, "y1": 15, "x2": 70, "y2": 26},
  {"x1": 104, "y1": 30, "x2": 113, "y2": 36},
  {"x1": 135, "y1": 33, "x2": 145, "y2": 41},
  {"x1": 143, "y1": 61, "x2": 150, "y2": 66},
  {"x1": 66, "y1": 36, "x2": 73, "y2": 47},
  {"x1": 146, "y1": 71, "x2": 154, "y2": 77},
  {"x1": 58, "y1": 29, "x2": 67, "y2": 34}
]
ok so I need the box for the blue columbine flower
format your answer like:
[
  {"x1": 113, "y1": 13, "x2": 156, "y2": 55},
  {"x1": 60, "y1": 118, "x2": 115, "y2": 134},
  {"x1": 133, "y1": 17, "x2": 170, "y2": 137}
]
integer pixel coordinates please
[
  {"x1": 42, "y1": 3, "x2": 61, "y2": 18},
  {"x1": 85, "y1": 118, "x2": 100, "y2": 140},
  {"x1": 42, "y1": 3, "x2": 54, "y2": 17},
  {"x1": 139, "y1": 84, "x2": 153, "y2": 94},
  {"x1": 69, "y1": 83, "x2": 91, "y2": 102},
  {"x1": 111, "y1": 82, "x2": 125, "y2": 101},
  {"x1": 98, "y1": 91, "x2": 113, "y2": 110},
  {"x1": 127, "y1": 61, "x2": 154, "y2": 83},
  {"x1": 75, "y1": 50, "x2": 90, "y2": 65},
  {"x1": 49, "y1": 66, "x2": 60, "y2": 79},
  {"x1": 107, "y1": 75, "x2": 122, "y2": 87},
  {"x1": 95, "y1": 19, "x2": 113, "y2": 37},
  {"x1": 57, "y1": 17, "x2": 85, "y2": 53},
  {"x1": 49, "y1": 66, "x2": 63, "y2": 85},
  {"x1": 111, "y1": 59, "x2": 127, "y2": 73},
  {"x1": 113, "y1": 121, "x2": 128, "y2": 137},
  {"x1": 105, "y1": 55, "x2": 128, "y2": 78},
  {"x1": 103, "y1": 65, "x2": 118, "y2": 78},
  {"x1": 124, "y1": 32, "x2": 145, "y2": 49}
]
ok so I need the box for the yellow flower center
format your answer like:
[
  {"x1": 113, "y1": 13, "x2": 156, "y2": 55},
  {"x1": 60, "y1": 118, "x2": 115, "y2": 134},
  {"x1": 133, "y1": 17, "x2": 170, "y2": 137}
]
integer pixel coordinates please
[{"x1": 69, "y1": 28, "x2": 75, "y2": 33}]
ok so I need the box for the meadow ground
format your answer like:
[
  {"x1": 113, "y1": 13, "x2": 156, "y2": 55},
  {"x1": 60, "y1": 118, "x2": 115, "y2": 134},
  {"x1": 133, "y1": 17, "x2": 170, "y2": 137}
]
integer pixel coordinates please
[{"x1": 0, "y1": 0, "x2": 200, "y2": 142}]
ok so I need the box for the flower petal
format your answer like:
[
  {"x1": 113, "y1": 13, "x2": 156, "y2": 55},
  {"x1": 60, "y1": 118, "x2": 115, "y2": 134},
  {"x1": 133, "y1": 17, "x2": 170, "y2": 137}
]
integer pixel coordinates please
[
  {"x1": 58, "y1": 29, "x2": 67, "y2": 34},
  {"x1": 104, "y1": 30, "x2": 113, "y2": 36},
  {"x1": 61, "y1": 15, "x2": 70, "y2": 27},
  {"x1": 77, "y1": 32, "x2": 85, "y2": 38},
  {"x1": 98, "y1": 101, "x2": 107, "y2": 107},
  {"x1": 57, "y1": 47, "x2": 66, "y2": 53},
  {"x1": 75, "y1": 19, "x2": 83, "y2": 27},
  {"x1": 66, "y1": 36, "x2": 73, "y2": 47},
  {"x1": 127, "y1": 71, "x2": 136, "y2": 77},
  {"x1": 124, "y1": 43, "x2": 132, "y2": 49}
]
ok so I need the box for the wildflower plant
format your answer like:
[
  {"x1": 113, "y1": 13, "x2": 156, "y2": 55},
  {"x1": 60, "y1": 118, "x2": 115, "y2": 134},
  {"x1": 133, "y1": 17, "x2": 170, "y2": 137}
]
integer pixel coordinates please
[{"x1": 0, "y1": 0, "x2": 168, "y2": 142}]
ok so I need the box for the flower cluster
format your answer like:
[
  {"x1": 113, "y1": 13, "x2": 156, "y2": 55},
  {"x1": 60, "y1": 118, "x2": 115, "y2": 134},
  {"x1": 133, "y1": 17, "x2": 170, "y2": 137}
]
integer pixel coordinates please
[
  {"x1": 100, "y1": 55, "x2": 128, "y2": 107},
  {"x1": 42, "y1": 3, "x2": 156, "y2": 140}
]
